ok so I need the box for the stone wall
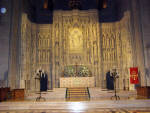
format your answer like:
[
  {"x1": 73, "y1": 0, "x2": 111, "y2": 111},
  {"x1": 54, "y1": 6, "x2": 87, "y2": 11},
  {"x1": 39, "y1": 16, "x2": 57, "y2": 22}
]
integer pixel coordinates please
[
  {"x1": 19, "y1": 9, "x2": 134, "y2": 90},
  {"x1": 8, "y1": 0, "x2": 22, "y2": 89},
  {"x1": 138, "y1": 0, "x2": 150, "y2": 86},
  {"x1": 101, "y1": 11, "x2": 133, "y2": 89},
  {"x1": 129, "y1": 0, "x2": 150, "y2": 87},
  {"x1": 0, "y1": 0, "x2": 11, "y2": 87}
]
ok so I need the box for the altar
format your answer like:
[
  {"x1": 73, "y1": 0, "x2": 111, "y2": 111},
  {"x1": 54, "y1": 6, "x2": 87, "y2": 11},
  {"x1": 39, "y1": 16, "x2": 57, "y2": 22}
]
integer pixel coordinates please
[
  {"x1": 60, "y1": 77, "x2": 95, "y2": 88},
  {"x1": 60, "y1": 65, "x2": 94, "y2": 88}
]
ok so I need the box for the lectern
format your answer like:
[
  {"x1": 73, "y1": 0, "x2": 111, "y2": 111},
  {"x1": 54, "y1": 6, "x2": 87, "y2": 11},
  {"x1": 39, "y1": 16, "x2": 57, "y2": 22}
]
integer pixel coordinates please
[{"x1": 35, "y1": 70, "x2": 46, "y2": 101}]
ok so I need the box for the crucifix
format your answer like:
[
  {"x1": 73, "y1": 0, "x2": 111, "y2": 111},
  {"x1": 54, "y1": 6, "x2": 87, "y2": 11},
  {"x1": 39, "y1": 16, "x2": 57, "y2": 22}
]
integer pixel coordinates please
[{"x1": 75, "y1": 62, "x2": 78, "y2": 77}]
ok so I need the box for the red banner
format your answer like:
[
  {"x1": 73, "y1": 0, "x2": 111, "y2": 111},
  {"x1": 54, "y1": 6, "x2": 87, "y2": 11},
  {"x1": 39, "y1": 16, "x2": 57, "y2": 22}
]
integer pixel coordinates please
[{"x1": 130, "y1": 67, "x2": 139, "y2": 84}]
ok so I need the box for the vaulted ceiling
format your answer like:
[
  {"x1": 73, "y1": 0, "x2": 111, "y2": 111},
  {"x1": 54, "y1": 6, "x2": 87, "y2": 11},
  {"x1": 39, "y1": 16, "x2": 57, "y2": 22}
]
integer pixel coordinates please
[{"x1": 24, "y1": 0, "x2": 119, "y2": 24}]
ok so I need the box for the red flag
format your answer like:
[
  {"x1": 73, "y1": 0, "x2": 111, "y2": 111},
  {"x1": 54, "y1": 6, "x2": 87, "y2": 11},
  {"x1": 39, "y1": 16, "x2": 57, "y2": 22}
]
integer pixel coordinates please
[{"x1": 130, "y1": 67, "x2": 139, "y2": 84}]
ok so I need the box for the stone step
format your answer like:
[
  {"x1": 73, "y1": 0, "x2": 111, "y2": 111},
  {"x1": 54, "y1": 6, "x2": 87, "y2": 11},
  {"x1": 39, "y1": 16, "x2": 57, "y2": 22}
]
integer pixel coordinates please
[
  {"x1": 68, "y1": 91, "x2": 88, "y2": 92},
  {"x1": 68, "y1": 93, "x2": 88, "y2": 95},
  {"x1": 66, "y1": 87, "x2": 90, "y2": 100}
]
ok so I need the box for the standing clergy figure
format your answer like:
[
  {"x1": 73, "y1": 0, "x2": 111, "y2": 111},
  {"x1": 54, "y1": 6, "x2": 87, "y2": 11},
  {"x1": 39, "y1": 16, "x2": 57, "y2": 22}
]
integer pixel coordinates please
[
  {"x1": 106, "y1": 71, "x2": 114, "y2": 90},
  {"x1": 40, "y1": 72, "x2": 48, "y2": 91}
]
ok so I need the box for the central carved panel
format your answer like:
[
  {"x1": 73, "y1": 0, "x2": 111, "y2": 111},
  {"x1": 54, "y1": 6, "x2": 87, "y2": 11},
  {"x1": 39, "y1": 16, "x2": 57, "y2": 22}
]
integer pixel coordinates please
[
  {"x1": 69, "y1": 27, "x2": 83, "y2": 53},
  {"x1": 51, "y1": 10, "x2": 101, "y2": 87}
]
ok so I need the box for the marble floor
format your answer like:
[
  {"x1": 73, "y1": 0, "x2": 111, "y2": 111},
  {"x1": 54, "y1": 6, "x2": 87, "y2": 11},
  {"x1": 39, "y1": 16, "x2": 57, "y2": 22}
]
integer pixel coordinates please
[
  {"x1": 0, "y1": 100, "x2": 150, "y2": 113},
  {"x1": 0, "y1": 88, "x2": 150, "y2": 113},
  {"x1": 26, "y1": 88, "x2": 138, "y2": 101}
]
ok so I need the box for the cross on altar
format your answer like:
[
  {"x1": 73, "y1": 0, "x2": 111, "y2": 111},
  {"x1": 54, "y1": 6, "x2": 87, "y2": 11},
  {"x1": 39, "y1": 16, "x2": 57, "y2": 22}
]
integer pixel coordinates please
[{"x1": 75, "y1": 62, "x2": 78, "y2": 77}]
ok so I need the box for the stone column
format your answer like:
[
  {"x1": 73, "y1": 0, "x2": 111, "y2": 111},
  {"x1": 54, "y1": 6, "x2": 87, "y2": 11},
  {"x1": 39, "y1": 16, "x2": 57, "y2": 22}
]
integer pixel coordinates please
[{"x1": 130, "y1": 0, "x2": 146, "y2": 86}]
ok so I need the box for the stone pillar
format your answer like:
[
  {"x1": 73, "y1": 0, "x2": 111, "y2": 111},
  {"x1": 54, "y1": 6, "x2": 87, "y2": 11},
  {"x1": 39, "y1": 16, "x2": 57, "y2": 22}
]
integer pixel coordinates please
[
  {"x1": 138, "y1": 0, "x2": 150, "y2": 86},
  {"x1": 130, "y1": 0, "x2": 146, "y2": 87},
  {"x1": 8, "y1": 0, "x2": 22, "y2": 89}
]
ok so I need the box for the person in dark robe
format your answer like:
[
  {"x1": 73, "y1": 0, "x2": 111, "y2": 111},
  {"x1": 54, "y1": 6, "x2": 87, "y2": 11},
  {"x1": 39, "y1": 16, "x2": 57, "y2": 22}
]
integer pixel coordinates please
[
  {"x1": 106, "y1": 71, "x2": 114, "y2": 90},
  {"x1": 40, "y1": 72, "x2": 48, "y2": 91},
  {"x1": 43, "y1": 73, "x2": 48, "y2": 91}
]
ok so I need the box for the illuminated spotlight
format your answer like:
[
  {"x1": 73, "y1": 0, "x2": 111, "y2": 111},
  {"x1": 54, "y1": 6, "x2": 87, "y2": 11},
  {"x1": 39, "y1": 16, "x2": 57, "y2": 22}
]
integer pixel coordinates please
[
  {"x1": 69, "y1": 102, "x2": 86, "y2": 112},
  {"x1": 0, "y1": 7, "x2": 7, "y2": 14}
]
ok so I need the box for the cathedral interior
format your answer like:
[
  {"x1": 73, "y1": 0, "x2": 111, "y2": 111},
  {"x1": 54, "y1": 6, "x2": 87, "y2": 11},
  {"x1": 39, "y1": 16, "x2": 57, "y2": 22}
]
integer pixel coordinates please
[
  {"x1": 0, "y1": 0, "x2": 150, "y2": 90},
  {"x1": 0, "y1": 0, "x2": 150, "y2": 112}
]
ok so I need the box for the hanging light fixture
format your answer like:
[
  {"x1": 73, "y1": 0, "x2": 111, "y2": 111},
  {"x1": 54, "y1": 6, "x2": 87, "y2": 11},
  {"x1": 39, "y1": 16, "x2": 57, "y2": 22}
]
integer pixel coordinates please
[
  {"x1": 43, "y1": 0, "x2": 48, "y2": 9},
  {"x1": 102, "y1": 0, "x2": 107, "y2": 8},
  {"x1": 0, "y1": 7, "x2": 7, "y2": 14}
]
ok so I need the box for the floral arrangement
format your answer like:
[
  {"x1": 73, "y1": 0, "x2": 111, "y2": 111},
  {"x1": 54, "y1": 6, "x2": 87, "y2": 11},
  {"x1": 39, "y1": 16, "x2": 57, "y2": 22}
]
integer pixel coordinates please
[
  {"x1": 78, "y1": 65, "x2": 90, "y2": 77},
  {"x1": 64, "y1": 65, "x2": 90, "y2": 77},
  {"x1": 64, "y1": 66, "x2": 75, "y2": 77}
]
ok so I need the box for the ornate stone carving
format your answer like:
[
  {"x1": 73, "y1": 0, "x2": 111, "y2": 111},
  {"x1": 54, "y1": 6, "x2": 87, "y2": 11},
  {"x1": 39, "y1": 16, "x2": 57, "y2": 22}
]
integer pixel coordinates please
[{"x1": 19, "y1": 10, "x2": 134, "y2": 90}]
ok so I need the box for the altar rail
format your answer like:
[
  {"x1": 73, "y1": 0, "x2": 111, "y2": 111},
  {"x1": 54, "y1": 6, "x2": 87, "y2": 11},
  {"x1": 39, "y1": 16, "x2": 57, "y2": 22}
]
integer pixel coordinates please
[{"x1": 60, "y1": 77, "x2": 95, "y2": 88}]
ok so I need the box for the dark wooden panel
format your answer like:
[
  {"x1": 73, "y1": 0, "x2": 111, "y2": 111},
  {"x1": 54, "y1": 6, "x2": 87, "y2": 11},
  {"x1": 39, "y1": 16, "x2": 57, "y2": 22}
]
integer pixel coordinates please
[
  {"x1": 0, "y1": 87, "x2": 10, "y2": 101},
  {"x1": 13, "y1": 89, "x2": 24, "y2": 100},
  {"x1": 136, "y1": 86, "x2": 150, "y2": 98}
]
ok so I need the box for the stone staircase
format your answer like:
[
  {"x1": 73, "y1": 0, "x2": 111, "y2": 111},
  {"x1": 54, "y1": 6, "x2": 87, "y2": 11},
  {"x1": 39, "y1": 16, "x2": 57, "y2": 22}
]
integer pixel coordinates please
[{"x1": 66, "y1": 87, "x2": 90, "y2": 101}]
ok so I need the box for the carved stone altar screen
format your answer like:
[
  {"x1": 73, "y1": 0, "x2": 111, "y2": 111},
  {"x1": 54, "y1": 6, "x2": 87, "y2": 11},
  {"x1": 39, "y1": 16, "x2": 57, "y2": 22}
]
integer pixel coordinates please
[{"x1": 20, "y1": 10, "x2": 133, "y2": 90}]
